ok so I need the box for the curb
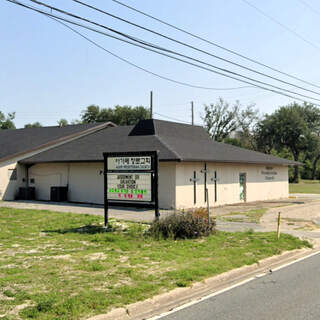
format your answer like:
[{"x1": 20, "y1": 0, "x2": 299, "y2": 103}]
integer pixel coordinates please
[{"x1": 87, "y1": 246, "x2": 320, "y2": 320}]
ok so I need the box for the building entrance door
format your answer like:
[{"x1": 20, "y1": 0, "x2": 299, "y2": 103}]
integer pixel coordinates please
[{"x1": 239, "y1": 173, "x2": 247, "y2": 202}]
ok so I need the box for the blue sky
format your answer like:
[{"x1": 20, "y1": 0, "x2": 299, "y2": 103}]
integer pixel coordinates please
[{"x1": 1, "y1": 0, "x2": 320, "y2": 128}]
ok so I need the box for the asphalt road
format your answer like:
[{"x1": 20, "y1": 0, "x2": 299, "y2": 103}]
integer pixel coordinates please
[{"x1": 159, "y1": 252, "x2": 320, "y2": 320}]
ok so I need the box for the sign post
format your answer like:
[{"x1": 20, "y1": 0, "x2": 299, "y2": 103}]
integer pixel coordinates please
[{"x1": 103, "y1": 151, "x2": 159, "y2": 226}]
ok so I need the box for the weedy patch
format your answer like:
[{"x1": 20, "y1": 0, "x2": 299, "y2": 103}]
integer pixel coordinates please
[
  {"x1": 219, "y1": 208, "x2": 268, "y2": 224},
  {"x1": 0, "y1": 207, "x2": 311, "y2": 320}
]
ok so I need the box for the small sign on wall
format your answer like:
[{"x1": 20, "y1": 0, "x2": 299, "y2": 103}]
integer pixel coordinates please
[{"x1": 261, "y1": 166, "x2": 278, "y2": 181}]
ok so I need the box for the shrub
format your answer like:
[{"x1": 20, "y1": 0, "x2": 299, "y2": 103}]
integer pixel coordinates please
[{"x1": 149, "y1": 211, "x2": 215, "y2": 240}]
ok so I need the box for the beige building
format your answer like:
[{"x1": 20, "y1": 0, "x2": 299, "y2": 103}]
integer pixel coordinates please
[{"x1": 1, "y1": 119, "x2": 294, "y2": 209}]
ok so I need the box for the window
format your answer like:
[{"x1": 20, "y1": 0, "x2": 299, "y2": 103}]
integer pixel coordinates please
[{"x1": 8, "y1": 169, "x2": 17, "y2": 181}]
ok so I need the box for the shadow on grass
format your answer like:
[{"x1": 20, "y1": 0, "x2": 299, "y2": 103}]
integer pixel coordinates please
[{"x1": 43, "y1": 225, "x2": 112, "y2": 234}]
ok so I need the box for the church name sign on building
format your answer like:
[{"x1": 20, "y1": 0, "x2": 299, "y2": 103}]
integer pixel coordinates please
[
  {"x1": 103, "y1": 151, "x2": 159, "y2": 225},
  {"x1": 261, "y1": 166, "x2": 278, "y2": 181}
]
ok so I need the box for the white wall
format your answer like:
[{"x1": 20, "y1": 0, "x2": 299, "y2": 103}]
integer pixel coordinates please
[
  {"x1": 0, "y1": 124, "x2": 112, "y2": 201},
  {"x1": 0, "y1": 160, "x2": 26, "y2": 200},
  {"x1": 27, "y1": 162, "x2": 176, "y2": 208},
  {"x1": 29, "y1": 163, "x2": 69, "y2": 200},
  {"x1": 175, "y1": 162, "x2": 289, "y2": 209},
  {"x1": 68, "y1": 163, "x2": 104, "y2": 204},
  {"x1": 2, "y1": 159, "x2": 288, "y2": 209},
  {"x1": 158, "y1": 162, "x2": 176, "y2": 209}
]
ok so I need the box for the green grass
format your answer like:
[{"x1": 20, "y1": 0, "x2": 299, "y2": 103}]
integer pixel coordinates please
[
  {"x1": 0, "y1": 208, "x2": 311, "y2": 320},
  {"x1": 219, "y1": 208, "x2": 268, "y2": 223},
  {"x1": 289, "y1": 179, "x2": 320, "y2": 194}
]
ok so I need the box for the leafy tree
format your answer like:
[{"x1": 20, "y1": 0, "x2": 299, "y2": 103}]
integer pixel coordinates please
[
  {"x1": 201, "y1": 98, "x2": 259, "y2": 147},
  {"x1": 57, "y1": 119, "x2": 68, "y2": 127},
  {"x1": 70, "y1": 119, "x2": 82, "y2": 125},
  {"x1": 255, "y1": 103, "x2": 320, "y2": 183},
  {"x1": 0, "y1": 111, "x2": 15, "y2": 129},
  {"x1": 236, "y1": 103, "x2": 260, "y2": 149},
  {"x1": 223, "y1": 137, "x2": 246, "y2": 148},
  {"x1": 24, "y1": 122, "x2": 42, "y2": 128},
  {"x1": 202, "y1": 98, "x2": 239, "y2": 142},
  {"x1": 81, "y1": 105, "x2": 101, "y2": 123},
  {"x1": 80, "y1": 105, "x2": 150, "y2": 125}
]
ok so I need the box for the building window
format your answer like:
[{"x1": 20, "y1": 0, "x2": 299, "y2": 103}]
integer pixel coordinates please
[{"x1": 8, "y1": 169, "x2": 17, "y2": 181}]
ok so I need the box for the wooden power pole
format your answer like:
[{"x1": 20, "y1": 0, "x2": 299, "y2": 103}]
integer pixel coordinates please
[
  {"x1": 191, "y1": 101, "x2": 194, "y2": 125},
  {"x1": 150, "y1": 91, "x2": 153, "y2": 119}
]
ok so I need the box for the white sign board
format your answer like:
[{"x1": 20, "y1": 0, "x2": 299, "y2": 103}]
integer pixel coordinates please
[
  {"x1": 107, "y1": 173, "x2": 152, "y2": 202},
  {"x1": 108, "y1": 156, "x2": 152, "y2": 171}
]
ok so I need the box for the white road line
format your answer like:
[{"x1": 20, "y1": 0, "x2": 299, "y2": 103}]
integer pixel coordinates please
[{"x1": 148, "y1": 250, "x2": 320, "y2": 320}]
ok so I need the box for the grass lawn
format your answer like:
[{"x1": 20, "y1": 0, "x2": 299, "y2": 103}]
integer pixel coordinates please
[
  {"x1": 0, "y1": 208, "x2": 311, "y2": 320},
  {"x1": 289, "y1": 179, "x2": 320, "y2": 194}
]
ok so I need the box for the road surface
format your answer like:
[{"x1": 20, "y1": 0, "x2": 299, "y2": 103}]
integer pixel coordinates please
[{"x1": 158, "y1": 252, "x2": 320, "y2": 320}]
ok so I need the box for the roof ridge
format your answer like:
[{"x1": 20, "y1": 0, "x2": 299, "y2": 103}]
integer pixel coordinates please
[{"x1": 154, "y1": 134, "x2": 182, "y2": 160}]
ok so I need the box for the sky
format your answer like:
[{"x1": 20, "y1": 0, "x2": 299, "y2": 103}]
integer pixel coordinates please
[{"x1": 1, "y1": 0, "x2": 320, "y2": 128}]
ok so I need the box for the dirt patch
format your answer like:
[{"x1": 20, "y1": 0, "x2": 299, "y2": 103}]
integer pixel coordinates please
[{"x1": 87, "y1": 252, "x2": 108, "y2": 261}]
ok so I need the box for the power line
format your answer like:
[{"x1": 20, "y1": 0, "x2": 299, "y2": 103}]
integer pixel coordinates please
[
  {"x1": 240, "y1": 0, "x2": 320, "y2": 50},
  {"x1": 15, "y1": 0, "x2": 320, "y2": 103},
  {"x1": 69, "y1": 0, "x2": 320, "y2": 97},
  {"x1": 6, "y1": 3, "x2": 250, "y2": 91},
  {"x1": 6, "y1": 0, "x2": 320, "y2": 106},
  {"x1": 111, "y1": 0, "x2": 320, "y2": 90},
  {"x1": 298, "y1": 0, "x2": 320, "y2": 16},
  {"x1": 154, "y1": 112, "x2": 201, "y2": 125}
]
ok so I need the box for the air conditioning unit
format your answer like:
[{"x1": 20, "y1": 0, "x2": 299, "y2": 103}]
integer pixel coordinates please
[
  {"x1": 18, "y1": 187, "x2": 35, "y2": 200},
  {"x1": 50, "y1": 186, "x2": 68, "y2": 202}
]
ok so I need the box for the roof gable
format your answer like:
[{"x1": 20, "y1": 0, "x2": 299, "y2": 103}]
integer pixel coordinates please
[{"x1": 0, "y1": 122, "x2": 114, "y2": 162}]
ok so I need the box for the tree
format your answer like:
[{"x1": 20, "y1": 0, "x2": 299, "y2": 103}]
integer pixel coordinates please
[
  {"x1": 24, "y1": 122, "x2": 42, "y2": 128},
  {"x1": 255, "y1": 103, "x2": 320, "y2": 183},
  {"x1": 80, "y1": 105, "x2": 101, "y2": 123},
  {"x1": 57, "y1": 119, "x2": 68, "y2": 127},
  {"x1": 0, "y1": 111, "x2": 15, "y2": 129},
  {"x1": 201, "y1": 98, "x2": 239, "y2": 142},
  {"x1": 236, "y1": 103, "x2": 260, "y2": 149},
  {"x1": 80, "y1": 105, "x2": 151, "y2": 125}
]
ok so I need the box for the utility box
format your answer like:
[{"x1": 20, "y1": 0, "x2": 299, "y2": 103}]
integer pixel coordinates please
[
  {"x1": 50, "y1": 186, "x2": 68, "y2": 202},
  {"x1": 18, "y1": 187, "x2": 35, "y2": 200}
]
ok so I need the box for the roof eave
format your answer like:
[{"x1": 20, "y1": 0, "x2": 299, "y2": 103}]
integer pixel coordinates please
[{"x1": 0, "y1": 122, "x2": 115, "y2": 163}]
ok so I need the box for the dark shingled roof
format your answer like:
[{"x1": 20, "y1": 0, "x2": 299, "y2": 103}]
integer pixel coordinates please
[
  {"x1": 19, "y1": 119, "x2": 297, "y2": 166},
  {"x1": 0, "y1": 122, "x2": 113, "y2": 162}
]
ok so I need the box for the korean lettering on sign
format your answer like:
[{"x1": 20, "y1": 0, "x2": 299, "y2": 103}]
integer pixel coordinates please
[{"x1": 108, "y1": 156, "x2": 152, "y2": 171}]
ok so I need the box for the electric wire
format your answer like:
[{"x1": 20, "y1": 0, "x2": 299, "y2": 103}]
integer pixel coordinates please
[
  {"x1": 240, "y1": 0, "x2": 320, "y2": 50},
  {"x1": 49, "y1": 15, "x2": 250, "y2": 91},
  {"x1": 111, "y1": 0, "x2": 320, "y2": 90},
  {"x1": 15, "y1": 0, "x2": 320, "y2": 103},
  {"x1": 298, "y1": 0, "x2": 320, "y2": 16},
  {"x1": 68, "y1": 0, "x2": 320, "y2": 97},
  {"x1": 154, "y1": 112, "x2": 200, "y2": 125},
  {"x1": 6, "y1": 0, "x2": 320, "y2": 106}
]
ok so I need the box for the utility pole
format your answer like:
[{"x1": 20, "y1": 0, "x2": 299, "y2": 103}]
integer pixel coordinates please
[
  {"x1": 150, "y1": 91, "x2": 153, "y2": 119},
  {"x1": 191, "y1": 101, "x2": 194, "y2": 125}
]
